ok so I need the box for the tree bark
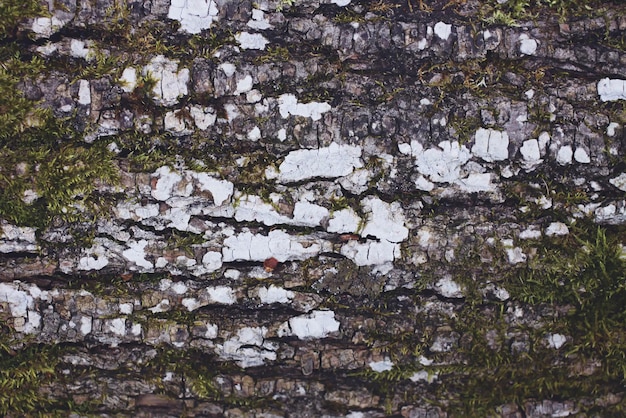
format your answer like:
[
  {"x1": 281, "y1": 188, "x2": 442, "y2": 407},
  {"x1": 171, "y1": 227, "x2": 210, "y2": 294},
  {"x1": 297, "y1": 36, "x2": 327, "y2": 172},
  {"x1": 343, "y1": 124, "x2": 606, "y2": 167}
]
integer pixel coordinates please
[{"x1": 1, "y1": 0, "x2": 626, "y2": 416}]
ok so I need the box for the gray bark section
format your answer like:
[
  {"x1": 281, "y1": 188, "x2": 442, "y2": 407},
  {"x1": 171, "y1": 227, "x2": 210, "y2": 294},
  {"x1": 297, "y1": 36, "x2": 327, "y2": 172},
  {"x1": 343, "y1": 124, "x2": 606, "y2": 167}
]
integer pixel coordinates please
[{"x1": 1, "y1": 0, "x2": 626, "y2": 416}]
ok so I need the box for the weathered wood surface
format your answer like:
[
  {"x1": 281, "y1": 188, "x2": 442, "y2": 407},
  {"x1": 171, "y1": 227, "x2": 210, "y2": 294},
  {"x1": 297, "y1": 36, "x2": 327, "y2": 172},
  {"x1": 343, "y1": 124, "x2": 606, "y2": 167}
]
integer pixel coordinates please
[{"x1": 1, "y1": 0, "x2": 626, "y2": 416}]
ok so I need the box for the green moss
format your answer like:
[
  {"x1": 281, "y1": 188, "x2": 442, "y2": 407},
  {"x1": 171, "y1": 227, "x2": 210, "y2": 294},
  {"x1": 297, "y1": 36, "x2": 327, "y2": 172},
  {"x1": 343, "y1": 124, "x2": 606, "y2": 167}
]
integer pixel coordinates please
[
  {"x1": 143, "y1": 346, "x2": 220, "y2": 399},
  {"x1": 167, "y1": 231, "x2": 204, "y2": 257},
  {"x1": 481, "y1": 0, "x2": 612, "y2": 24},
  {"x1": 0, "y1": 0, "x2": 45, "y2": 40},
  {"x1": 256, "y1": 46, "x2": 291, "y2": 64},
  {"x1": 438, "y1": 223, "x2": 626, "y2": 415},
  {"x1": 0, "y1": 138, "x2": 119, "y2": 227},
  {"x1": 0, "y1": 52, "x2": 47, "y2": 139},
  {"x1": 76, "y1": 46, "x2": 123, "y2": 81},
  {"x1": 448, "y1": 114, "x2": 481, "y2": 145},
  {"x1": 333, "y1": 10, "x2": 367, "y2": 24},
  {"x1": 0, "y1": 341, "x2": 58, "y2": 414},
  {"x1": 0, "y1": 47, "x2": 119, "y2": 228}
]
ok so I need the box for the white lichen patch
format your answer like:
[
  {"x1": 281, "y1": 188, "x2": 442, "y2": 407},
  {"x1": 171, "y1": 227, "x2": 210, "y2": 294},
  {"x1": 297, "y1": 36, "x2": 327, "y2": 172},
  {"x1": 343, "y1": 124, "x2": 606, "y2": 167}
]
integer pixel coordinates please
[
  {"x1": 235, "y1": 32, "x2": 270, "y2": 50},
  {"x1": 36, "y1": 45, "x2": 58, "y2": 57},
  {"x1": 119, "y1": 303, "x2": 133, "y2": 315},
  {"x1": 119, "y1": 67, "x2": 137, "y2": 92},
  {"x1": 0, "y1": 282, "x2": 48, "y2": 334},
  {"x1": 152, "y1": 166, "x2": 184, "y2": 201},
  {"x1": 189, "y1": 105, "x2": 217, "y2": 130},
  {"x1": 292, "y1": 201, "x2": 330, "y2": 227},
  {"x1": 338, "y1": 168, "x2": 373, "y2": 195},
  {"x1": 472, "y1": 128, "x2": 509, "y2": 162},
  {"x1": 182, "y1": 297, "x2": 201, "y2": 311},
  {"x1": 80, "y1": 316, "x2": 92, "y2": 335},
  {"x1": 369, "y1": 358, "x2": 394, "y2": 372},
  {"x1": 78, "y1": 247, "x2": 109, "y2": 271},
  {"x1": 164, "y1": 111, "x2": 191, "y2": 135},
  {"x1": 143, "y1": 56, "x2": 189, "y2": 106},
  {"x1": 519, "y1": 34, "x2": 538, "y2": 55},
  {"x1": 171, "y1": 281, "x2": 188, "y2": 294},
  {"x1": 493, "y1": 286, "x2": 510, "y2": 301},
  {"x1": 207, "y1": 286, "x2": 236, "y2": 304},
  {"x1": 148, "y1": 299, "x2": 171, "y2": 313},
  {"x1": 556, "y1": 145, "x2": 573, "y2": 165},
  {"x1": 247, "y1": 89, "x2": 263, "y2": 103},
  {"x1": 22, "y1": 189, "x2": 39, "y2": 204},
  {"x1": 434, "y1": 22, "x2": 452, "y2": 40},
  {"x1": 175, "y1": 255, "x2": 196, "y2": 270},
  {"x1": 412, "y1": 140, "x2": 470, "y2": 183},
  {"x1": 330, "y1": 0, "x2": 351, "y2": 5},
  {"x1": 247, "y1": 126, "x2": 261, "y2": 141},
  {"x1": 168, "y1": 0, "x2": 219, "y2": 34},
  {"x1": 277, "y1": 94, "x2": 332, "y2": 121},
  {"x1": 597, "y1": 78, "x2": 626, "y2": 102},
  {"x1": 160, "y1": 278, "x2": 174, "y2": 291},
  {"x1": 574, "y1": 148, "x2": 590, "y2": 164},
  {"x1": 247, "y1": 9, "x2": 273, "y2": 30},
  {"x1": 236, "y1": 75, "x2": 254, "y2": 94},
  {"x1": 456, "y1": 173, "x2": 497, "y2": 193},
  {"x1": 277, "y1": 143, "x2": 363, "y2": 183},
  {"x1": 219, "y1": 62, "x2": 236, "y2": 77},
  {"x1": 434, "y1": 276, "x2": 464, "y2": 298},
  {"x1": 216, "y1": 326, "x2": 276, "y2": 368},
  {"x1": 115, "y1": 201, "x2": 160, "y2": 222},
  {"x1": 258, "y1": 285, "x2": 294, "y2": 304},
  {"x1": 77, "y1": 79, "x2": 91, "y2": 105},
  {"x1": 415, "y1": 175, "x2": 435, "y2": 191},
  {"x1": 502, "y1": 239, "x2": 526, "y2": 264},
  {"x1": 122, "y1": 240, "x2": 153, "y2": 270},
  {"x1": 70, "y1": 39, "x2": 90, "y2": 59},
  {"x1": 106, "y1": 318, "x2": 127, "y2": 336},
  {"x1": 360, "y1": 197, "x2": 408, "y2": 243},
  {"x1": 193, "y1": 172, "x2": 234, "y2": 205},
  {"x1": 609, "y1": 173, "x2": 626, "y2": 192},
  {"x1": 0, "y1": 224, "x2": 38, "y2": 253},
  {"x1": 607, "y1": 122, "x2": 620, "y2": 137},
  {"x1": 168, "y1": 208, "x2": 198, "y2": 232},
  {"x1": 279, "y1": 310, "x2": 340, "y2": 340},
  {"x1": 31, "y1": 17, "x2": 53, "y2": 37},
  {"x1": 340, "y1": 239, "x2": 399, "y2": 266},
  {"x1": 547, "y1": 333, "x2": 567, "y2": 349},
  {"x1": 149, "y1": 166, "x2": 233, "y2": 210},
  {"x1": 327, "y1": 208, "x2": 362, "y2": 234},
  {"x1": 222, "y1": 230, "x2": 327, "y2": 262},
  {"x1": 545, "y1": 222, "x2": 569, "y2": 236},
  {"x1": 520, "y1": 139, "x2": 543, "y2": 170},
  {"x1": 233, "y1": 194, "x2": 293, "y2": 226},
  {"x1": 409, "y1": 370, "x2": 438, "y2": 383},
  {"x1": 202, "y1": 251, "x2": 223, "y2": 272},
  {"x1": 519, "y1": 226, "x2": 541, "y2": 239},
  {"x1": 131, "y1": 323, "x2": 142, "y2": 336}
]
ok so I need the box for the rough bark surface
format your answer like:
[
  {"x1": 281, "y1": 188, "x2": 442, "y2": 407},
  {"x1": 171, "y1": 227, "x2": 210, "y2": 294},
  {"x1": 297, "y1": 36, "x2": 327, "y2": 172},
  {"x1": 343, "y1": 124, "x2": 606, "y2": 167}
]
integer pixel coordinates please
[{"x1": 1, "y1": 0, "x2": 626, "y2": 416}]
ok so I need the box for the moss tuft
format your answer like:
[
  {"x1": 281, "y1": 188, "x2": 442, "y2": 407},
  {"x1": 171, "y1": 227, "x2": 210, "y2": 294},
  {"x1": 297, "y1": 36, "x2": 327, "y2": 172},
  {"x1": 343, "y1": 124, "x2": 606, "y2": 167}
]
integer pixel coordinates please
[{"x1": 0, "y1": 0, "x2": 45, "y2": 40}]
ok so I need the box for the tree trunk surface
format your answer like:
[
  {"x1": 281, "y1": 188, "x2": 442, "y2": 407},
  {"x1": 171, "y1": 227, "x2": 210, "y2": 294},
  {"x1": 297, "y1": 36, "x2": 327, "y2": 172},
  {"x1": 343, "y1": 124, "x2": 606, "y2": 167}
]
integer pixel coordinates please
[{"x1": 1, "y1": 0, "x2": 626, "y2": 416}]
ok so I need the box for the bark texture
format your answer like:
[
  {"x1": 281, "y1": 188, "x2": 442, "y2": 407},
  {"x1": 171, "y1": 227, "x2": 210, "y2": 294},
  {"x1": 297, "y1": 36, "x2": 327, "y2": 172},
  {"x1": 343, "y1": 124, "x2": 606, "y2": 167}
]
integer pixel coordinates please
[{"x1": 1, "y1": 0, "x2": 626, "y2": 416}]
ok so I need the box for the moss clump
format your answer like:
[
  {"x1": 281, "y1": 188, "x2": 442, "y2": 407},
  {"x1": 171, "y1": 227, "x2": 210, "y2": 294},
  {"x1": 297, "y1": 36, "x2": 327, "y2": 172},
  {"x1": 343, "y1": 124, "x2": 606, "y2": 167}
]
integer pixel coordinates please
[
  {"x1": 143, "y1": 346, "x2": 220, "y2": 399},
  {"x1": 481, "y1": 0, "x2": 614, "y2": 24},
  {"x1": 0, "y1": 41, "x2": 119, "y2": 229},
  {"x1": 0, "y1": 341, "x2": 58, "y2": 415},
  {"x1": 0, "y1": 0, "x2": 45, "y2": 40},
  {"x1": 0, "y1": 136, "x2": 119, "y2": 228},
  {"x1": 510, "y1": 226, "x2": 626, "y2": 358},
  {"x1": 441, "y1": 224, "x2": 626, "y2": 415}
]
